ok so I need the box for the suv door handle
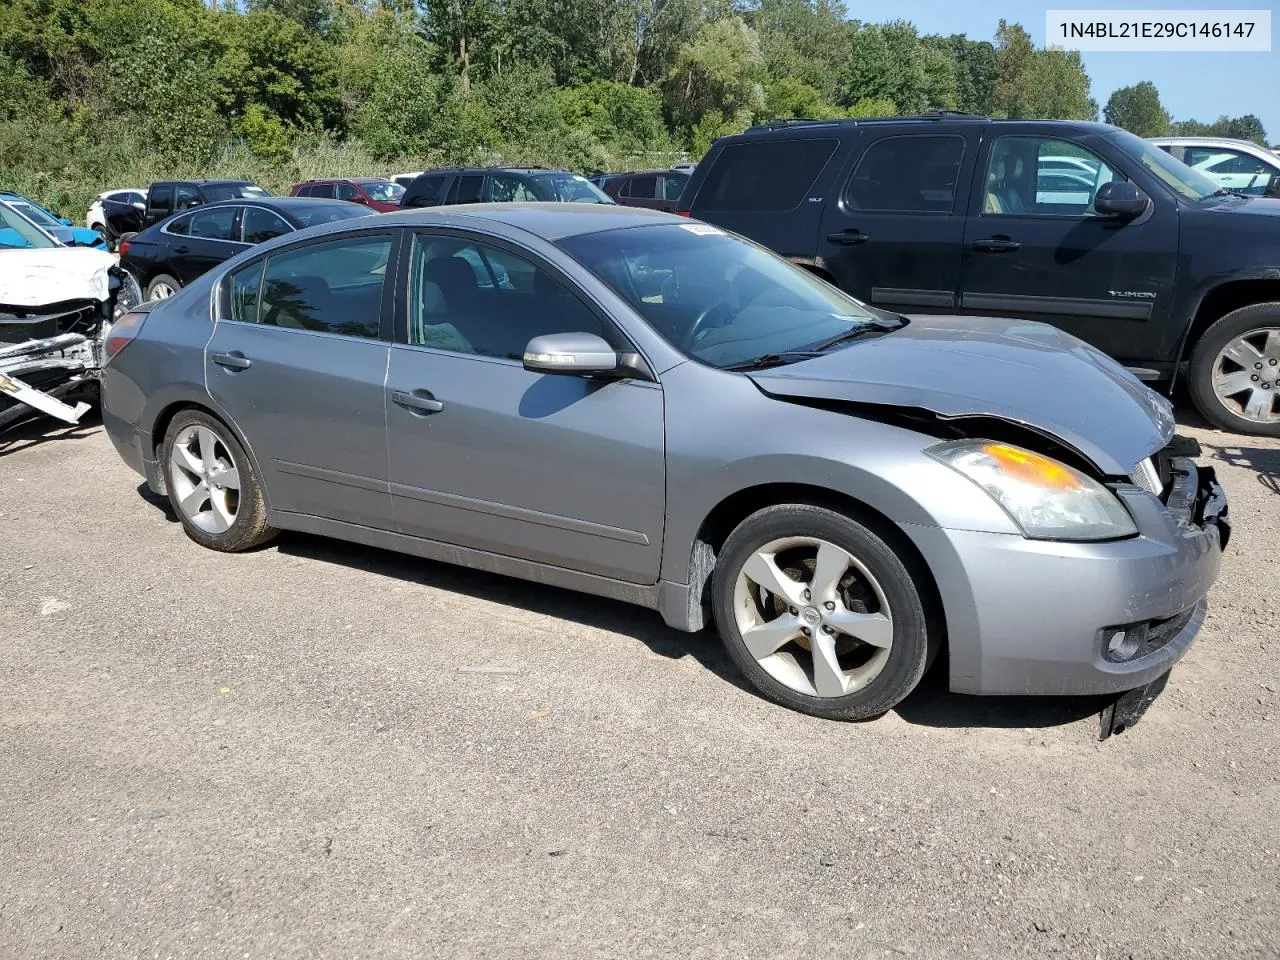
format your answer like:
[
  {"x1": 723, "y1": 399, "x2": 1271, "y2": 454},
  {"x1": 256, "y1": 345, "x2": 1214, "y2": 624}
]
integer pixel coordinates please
[
  {"x1": 826, "y1": 230, "x2": 871, "y2": 245},
  {"x1": 972, "y1": 238, "x2": 1022, "y2": 253},
  {"x1": 211, "y1": 351, "x2": 251, "y2": 370},
  {"x1": 392, "y1": 389, "x2": 444, "y2": 414}
]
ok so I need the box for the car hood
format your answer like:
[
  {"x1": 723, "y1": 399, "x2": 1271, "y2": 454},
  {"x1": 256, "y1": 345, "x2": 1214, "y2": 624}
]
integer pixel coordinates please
[
  {"x1": 747, "y1": 315, "x2": 1175, "y2": 476},
  {"x1": 0, "y1": 247, "x2": 118, "y2": 307}
]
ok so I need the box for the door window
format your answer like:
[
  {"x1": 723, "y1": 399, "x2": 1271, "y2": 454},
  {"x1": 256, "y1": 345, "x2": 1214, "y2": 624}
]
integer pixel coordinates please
[
  {"x1": 174, "y1": 184, "x2": 200, "y2": 210},
  {"x1": 309, "y1": 183, "x2": 337, "y2": 200},
  {"x1": 188, "y1": 206, "x2": 239, "y2": 241},
  {"x1": 150, "y1": 184, "x2": 172, "y2": 209},
  {"x1": 981, "y1": 137, "x2": 1121, "y2": 217},
  {"x1": 450, "y1": 175, "x2": 484, "y2": 204},
  {"x1": 404, "y1": 175, "x2": 447, "y2": 207},
  {"x1": 661, "y1": 175, "x2": 688, "y2": 201},
  {"x1": 1185, "y1": 147, "x2": 1275, "y2": 195},
  {"x1": 484, "y1": 175, "x2": 539, "y2": 202},
  {"x1": 407, "y1": 234, "x2": 617, "y2": 359},
  {"x1": 256, "y1": 235, "x2": 392, "y2": 339},
  {"x1": 844, "y1": 136, "x2": 965, "y2": 213},
  {"x1": 165, "y1": 214, "x2": 192, "y2": 236},
  {"x1": 336, "y1": 183, "x2": 361, "y2": 202},
  {"x1": 694, "y1": 138, "x2": 838, "y2": 211},
  {"x1": 627, "y1": 176, "x2": 657, "y2": 199},
  {"x1": 224, "y1": 260, "x2": 265, "y2": 323},
  {"x1": 242, "y1": 206, "x2": 292, "y2": 244}
]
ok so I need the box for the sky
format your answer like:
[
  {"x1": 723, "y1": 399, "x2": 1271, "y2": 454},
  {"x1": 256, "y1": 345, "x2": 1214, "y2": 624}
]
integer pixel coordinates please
[{"x1": 865, "y1": 0, "x2": 1279, "y2": 142}]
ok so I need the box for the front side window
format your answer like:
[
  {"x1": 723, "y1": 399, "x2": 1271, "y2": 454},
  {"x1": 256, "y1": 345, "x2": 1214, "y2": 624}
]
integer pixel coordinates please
[
  {"x1": 188, "y1": 206, "x2": 238, "y2": 241},
  {"x1": 407, "y1": 234, "x2": 615, "y2": 359},
  {"x1": 694, "y1": 138, "x2": 839, "y2": 212},
  {"x1": 336, "y1": 183, "x2": 361, "y2": 202},
  {"x1": 174, "y1": 185, "x2": 200, "y2": 209},
  {"x1": 982, "y1": 137, "x2": 1120, "y2": 217},
  {"x1": 452, "y1": 175, "x2": 484, "y2": 204},
  {"x1": 242, "y1": 207, "x2": 292, "y2": 244},
  {"x1": 558, "y1": 223, "x2": 890, "y2": 371},
  {"x1": 1186, "y1": 147, "x2": 1275, "y2": 195},
  {"x1": 485, "y1": 175, "x2": 539, "y2": 202},
  {"x1": 526, "y1": 173, "x2": 613, "y2": 204},
  {"x1": 845, "y1": 135, "x2": 965, "y2": 213},
  {"x1": 257, "y1": 235, "x2": 391, "y2": 339},
  {"x1": 362, "y1": 181, "x2": 404, "y2": 203},
  {"x1": 224, "y1": 259, "x2": 264, "y2": 323}
]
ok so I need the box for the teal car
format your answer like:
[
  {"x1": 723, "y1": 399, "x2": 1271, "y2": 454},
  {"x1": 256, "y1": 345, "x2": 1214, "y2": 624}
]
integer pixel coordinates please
[{"x1": 0, "y1": 191, "x2": 107, "y2": 248}]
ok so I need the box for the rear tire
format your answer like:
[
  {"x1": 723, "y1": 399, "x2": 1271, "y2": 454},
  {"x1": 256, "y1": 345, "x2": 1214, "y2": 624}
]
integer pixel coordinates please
[
  {"x1": 712, "y1": 503, "x2": 933, "y2": 720},
  {"x1": 1189, "y1": 302, "x2": 1280, "y2": 436},
  {"x1": 162, "y1": 410, "x2": 276, "y2": 552},
  {"x1": 146, "y1": 274, "x2": 181, "y2": 301}
]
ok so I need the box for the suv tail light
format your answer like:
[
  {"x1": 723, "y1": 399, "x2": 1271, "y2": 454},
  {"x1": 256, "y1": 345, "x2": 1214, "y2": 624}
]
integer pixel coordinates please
[
  {"x1": 118, "y1": 239, "x2": 131, "y2": 258},
  {"x1": 676, "y1": 209, "x2": 691, "y2": 217},
  {"x1": 104, "y1": 310, "x2": 148, "y2": 363}
]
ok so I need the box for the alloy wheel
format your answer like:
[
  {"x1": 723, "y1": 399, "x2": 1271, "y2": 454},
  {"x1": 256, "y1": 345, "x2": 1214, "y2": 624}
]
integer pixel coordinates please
[
  {"x1": 150, "y1": 281, "x2": 176, "y2": 300},
  {"x1": 169, "y1": 425, "x2": 241, "y2": 534},
  {"x1": 732, "y1": 536, "x2": 894, "y2": 698},
  {"x1": 1212, "y1": 327, "x2": 1280, "y2": 424}
]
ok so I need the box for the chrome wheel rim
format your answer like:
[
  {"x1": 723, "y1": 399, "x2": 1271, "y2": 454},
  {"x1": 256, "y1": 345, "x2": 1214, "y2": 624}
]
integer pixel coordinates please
[
  {"x1": 150, "y1": 281, "x2": 176, "y2": 300},
  {"x1": 1212, "y1": 327, "x2": 1280, "y2": 424},
  {"x1": 169, "y1": 425, "x2": 240, "y2": 534},
  {"x1": 732, "y1": 536, "x2": 894, "y2": 698}
]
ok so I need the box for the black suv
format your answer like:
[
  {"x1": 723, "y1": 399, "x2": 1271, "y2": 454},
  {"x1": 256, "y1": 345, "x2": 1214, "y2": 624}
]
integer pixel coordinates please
[
  {"x1": 400, "y1": 167, "x2": 614, "y2": 208},
  {"x1": 680, "y1": 115, "x2": 1280, "y2": 435},
  {"x1": 101, "y1": 180, "x2": 268, "y2": 244}
]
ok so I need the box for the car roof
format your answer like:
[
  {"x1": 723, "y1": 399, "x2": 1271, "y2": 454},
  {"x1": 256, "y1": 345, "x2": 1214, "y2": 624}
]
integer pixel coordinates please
[
  {"x1": 415, "y1": 167, "x2": 563, "y2": 176},
  {"x1": 736, "y1": 115, "x2": 1117, "y2": 139},
  {"x1": 353, "y1": 203, "x2": 677, "y2": 241}
]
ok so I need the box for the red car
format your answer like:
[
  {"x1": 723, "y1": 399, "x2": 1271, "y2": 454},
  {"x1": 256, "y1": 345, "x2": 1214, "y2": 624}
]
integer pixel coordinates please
[{"x1": 289, "y1": 178, "x2": 405, "y2": 212}]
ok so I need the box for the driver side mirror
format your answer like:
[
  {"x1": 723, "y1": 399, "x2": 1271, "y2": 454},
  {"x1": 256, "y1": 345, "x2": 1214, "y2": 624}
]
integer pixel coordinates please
[
  {"x1": 522, "y1": 332, "x2": 651, "y2": 379},
  {"x1": 1094, "y1": 181, "x2": 1149, "y2": 219},
  {"x1": 1265, "y1": 173, "x2": 1280, "y2": 200}
]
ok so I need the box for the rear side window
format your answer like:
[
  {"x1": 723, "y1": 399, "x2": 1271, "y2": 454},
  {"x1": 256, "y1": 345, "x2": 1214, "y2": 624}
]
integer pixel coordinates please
[
  {"x1": 242, "y1": 207, "x2": 291, "y2": 244},
  {"x1": 694, "y1": 138, "x2": 838, "y2": 211},
  {"x1": 150, "y1": 185, "x2": 172, "y2": 208},
  {"x1": 309, "y1": 183, "x2": 337, "y2": 200},
  {"x1": 404, "y1": 175, "x2": 447, "y2": 207},
  {"x1": 844, "y1": 136, "x2": 966, "y2": 213},
  {"x1": 628, "y1": 175, "x2": 657, "y2": 199},
  {"x1": 166, "y1": 214, "x2": 192, "y2": 236},
  {"x1": 258, "y1": 235, "x2": 391, "y2": 339},
  {"x1": 661, "y1": 174, "x2": 688, "y2": 200},
  {"x1": 451, "y1": 175, "x2": 484, "y2": 204}
]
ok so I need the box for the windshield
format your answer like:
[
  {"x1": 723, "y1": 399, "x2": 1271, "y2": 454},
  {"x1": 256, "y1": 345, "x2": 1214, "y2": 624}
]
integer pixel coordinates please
[
  {"x1": 289, "y1": 201, "x2": 378, "y2": 228},
  {"x1": 558, "y1": 223, "x2": 890, "y2": 369},
  {"x1": 1107, "y1": 130, "x2": 1220, "y2": 200},
  {"x1": 362, "y1": 180, "x2": 404, "y2": 202},
  {"x1": 8, "y1": 199, "x2": 60, "y2": 227},
  {"x1": 530, "y1": 174, "x2": 614, "y2": 204},
  {"x1": 0, "y1": 202, "x2": 59, "y2": 248}
]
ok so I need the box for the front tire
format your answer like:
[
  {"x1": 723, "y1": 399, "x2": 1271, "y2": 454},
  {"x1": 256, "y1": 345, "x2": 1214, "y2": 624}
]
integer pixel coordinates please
[
  {"x1": 162, "y1": 410, "x2": 276, "y2": 552},
  {"x1": 712, "y1": 504, "x2": 933, "y2": 720},
  {"x1": 1189, "y1": 302, "x2": 1280, "y2": 436}
]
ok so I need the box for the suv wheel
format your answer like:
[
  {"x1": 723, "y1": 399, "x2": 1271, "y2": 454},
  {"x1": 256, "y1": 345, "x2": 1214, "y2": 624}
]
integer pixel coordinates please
[
  {"x1": 1189, "y1": 302, "x2": 1280, "y2": 436},
  {"x1": 712, "y1": 504, "x2": 934, "y2": 720}
]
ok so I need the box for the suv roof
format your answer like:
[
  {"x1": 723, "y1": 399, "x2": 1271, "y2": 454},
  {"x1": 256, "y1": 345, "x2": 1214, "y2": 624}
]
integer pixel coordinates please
[
  {"x1": 739, "y1": 114, "x2": 1117, "y2": 137},
  {"x1": 415, "y1": 167, "x2": 557, "y2": 176}
]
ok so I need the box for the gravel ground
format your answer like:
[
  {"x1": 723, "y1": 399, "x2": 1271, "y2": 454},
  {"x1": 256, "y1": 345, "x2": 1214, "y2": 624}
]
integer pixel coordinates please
[{"x1": 1, "y1": 411, "x2": 1277, "y2": 960}]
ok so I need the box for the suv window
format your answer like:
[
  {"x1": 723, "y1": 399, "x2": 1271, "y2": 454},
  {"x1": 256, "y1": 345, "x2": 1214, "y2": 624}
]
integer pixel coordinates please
[
  {"x1": 845, "y1": 135, "x2": 965, "y2": 213},
  {"x1": 407, "y1": 234, "x2": 615, "y2": 359},
  {"x1": 485, "y1": 175, "x2": 539, "y2": 202},
  {"x1": 174, "y1": 184, "x2": 200, "y2": 210},
  {"x1": 242, "y1": 206, "x2": 292, "y2": 244},
  {"x1": 189, "y1": 206, "x2": 238, "y2": 241},
  {"x1": 150, "y1": 184, "x2": 172, "y2": 209},
  {"x1": 336, "y1": 183, "x2": 361, "y2": 202},
  {"x1": 404, "y1": 175, "x2": 448, "y2": 208},
  {"x1": 982, "y1": 137, "x2": 1121, "y2": 217},
  {"x1": 661, "y1": 174, "x2": 688, "y2": 201},
  {"x1": 1186, "y1": 147, "x2": 1275, "y2": 194},
  {"x1": 309, "y1": 183, "x2": 337, "y2": 200},
  {"x1": 451, "y1": 175, "x2": 485, "y2": 204},
  {"x1": 258, "y1": 236, "x2": 391, "y2": 338},
  {"x1": 695, "y1": 138, "x2": 839, "y2": 211},
  {"x1": 628, "y1": 176, "x2": 657, "y2": 199}
]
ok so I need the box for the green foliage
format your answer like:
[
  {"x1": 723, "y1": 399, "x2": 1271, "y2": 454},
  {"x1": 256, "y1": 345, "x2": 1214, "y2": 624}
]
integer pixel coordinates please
[
  {"x1": 664, "y1": 17, "x2": 766, "y2": 145},
  {"x1": 1104, "y1": 81, "x2": 1171, "y2": 137},
  {"x1": 993, "y1": 20, "x2": 1094, "y2": 120},
  {"x1": 1170, "y1": 113, "x2": 1268, "y2": 144}
]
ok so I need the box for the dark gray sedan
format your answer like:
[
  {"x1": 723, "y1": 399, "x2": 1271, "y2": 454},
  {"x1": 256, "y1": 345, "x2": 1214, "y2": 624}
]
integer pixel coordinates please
[{"x1": 100, "y1": 205, "x2": 1228, "y2": 725}]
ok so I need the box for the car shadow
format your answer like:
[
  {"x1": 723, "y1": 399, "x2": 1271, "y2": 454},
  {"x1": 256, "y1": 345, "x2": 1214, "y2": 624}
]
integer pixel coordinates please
[
  {"x1": 0, "y1": 407, "x2": 103, "y2": 455},
  {"x1": 892, "y1": 662, "x2": 1106, "y2": 730},
  {"x1": 1200, "y1": 441, "x2": 1280, "y2": 495}
]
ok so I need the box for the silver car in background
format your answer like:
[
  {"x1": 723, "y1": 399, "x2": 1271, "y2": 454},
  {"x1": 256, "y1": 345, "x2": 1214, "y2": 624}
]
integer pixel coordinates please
[{"x1": 99, "y1": 205, "x2": 1229, "y2": 728}]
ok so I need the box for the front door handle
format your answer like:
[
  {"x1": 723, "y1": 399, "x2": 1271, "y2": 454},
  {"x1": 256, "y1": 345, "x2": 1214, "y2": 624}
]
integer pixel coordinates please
[
  {"x1": 212, "y1": 351, "x2": 251, "y2": 370},
  {"x1": 826, "y1": 230, "x2": 871, "y2": 245},
  {"x1": 392, "y1": 389, "x2": 444, "y2": 414},
  {"x1": 972, "y1": 238, "x2": 1022, "y2": 253}
]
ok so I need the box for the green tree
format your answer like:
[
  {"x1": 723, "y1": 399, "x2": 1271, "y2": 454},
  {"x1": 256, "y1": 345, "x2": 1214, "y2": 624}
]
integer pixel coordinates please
[
  {"x1": 994, "y1": 21, "x2": 1095, "y2": 119},
  {"x1": 940, "y1": 34, "x2": 997, "y2": 115},
  {"x1": 246, "y1": 0, "x2": 333, "y2": 36},
  {"x1": 839, "y1": 21, "x2": 927, "y2": 113},
  {"x1": 664, "y1": 17, "x2": 766, "y2": 147},
  {"x1": 1103, "y1": 81, "x2": 1170, "y2": 136},
  {"x1": 764, "y1": 76, "x2": 842, "y2": 119},
  {"x1": 752, "y1": 0, "x2": 849, "y2": 103}
]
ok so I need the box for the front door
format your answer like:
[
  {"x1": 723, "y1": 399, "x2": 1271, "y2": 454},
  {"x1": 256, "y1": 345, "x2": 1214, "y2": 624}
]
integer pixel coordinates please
[
  {"x1": 204, "y1": 231, "x2": 398, "y2": 527},
  {"x1": 384, "y1": 230, "x2": 666, "y2": 584},
  {"x1": 958, "y1": 133, "x2": 1179, "y2": 363},
  {"x1": 818, "y1": 132, "x2": 975, "y2": 314}
]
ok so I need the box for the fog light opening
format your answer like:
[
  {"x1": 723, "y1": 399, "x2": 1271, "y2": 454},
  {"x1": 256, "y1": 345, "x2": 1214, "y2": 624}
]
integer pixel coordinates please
[{"x1": 1106, "y1": 629, "x2": 1140, "y2": 662}]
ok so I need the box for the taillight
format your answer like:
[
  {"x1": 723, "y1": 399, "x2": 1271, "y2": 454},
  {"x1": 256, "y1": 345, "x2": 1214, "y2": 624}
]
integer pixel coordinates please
[
  {"x1": 676, "y1": 209, "x2": 691, "y2": 217},
  {"x1": 118, "y1": 239, "x2": 131, "y2": 258},
  {"x1": 104, "y1": 310, "x2": 148, "y2": 362}
]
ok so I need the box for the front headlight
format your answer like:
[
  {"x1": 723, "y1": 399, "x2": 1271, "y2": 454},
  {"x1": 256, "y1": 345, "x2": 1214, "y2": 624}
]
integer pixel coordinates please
[{"x1": 927, "y1": 440, "x2": 1137, "y2": 541}]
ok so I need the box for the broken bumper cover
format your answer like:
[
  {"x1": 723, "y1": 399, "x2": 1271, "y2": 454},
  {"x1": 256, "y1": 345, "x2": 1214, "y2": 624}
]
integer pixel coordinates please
[{"x1": 903, "y1": 458, "x2": 1228, "y2": 697}]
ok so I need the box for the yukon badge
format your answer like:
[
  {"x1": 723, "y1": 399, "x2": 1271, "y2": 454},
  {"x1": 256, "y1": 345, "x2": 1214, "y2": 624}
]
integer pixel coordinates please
[{"x1": 1108, "y1": 290, "x2": 1157, "y2": 299}]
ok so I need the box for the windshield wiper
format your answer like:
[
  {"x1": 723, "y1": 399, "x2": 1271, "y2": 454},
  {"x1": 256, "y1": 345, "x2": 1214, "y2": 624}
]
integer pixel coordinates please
[
  {"x1": 810, "y1": 318, "x2": 904, "y2": 352},
  {"x1": 725, "y1": 351, "x2": 826, "y2": 371},
  {"x1": 1204, "y1": 187, "x2": 1248, "y2": 200}
]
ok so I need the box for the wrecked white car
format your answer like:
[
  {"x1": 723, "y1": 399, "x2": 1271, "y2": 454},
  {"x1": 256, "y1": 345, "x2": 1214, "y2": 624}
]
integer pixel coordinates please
[{"x1": 1, "y1": 205, "x2": 141, "y2": 432}]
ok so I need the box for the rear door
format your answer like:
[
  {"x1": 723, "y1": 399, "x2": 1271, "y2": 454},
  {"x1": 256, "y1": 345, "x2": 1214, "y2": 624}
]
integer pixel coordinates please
[
  {"x1": 818, "y1": 131, "x2": 976, "y2": 313},
  {"x1": 658, "y1": 173, "x2": 688, "y2": 213},
  {"x1": 957, "y1": 131, "x2": 1179, "y2": 363},
  {"x1": 240, "y1": 205, "x2": 294, "y2": 246},
  {"x1": 621, "y1": 174, "x2": 661, "y2": 210},
  {"x1": 178, "y1": 205, "x2": 248, "y2": 283},
  {"x1": 145, "y1": 183, "x2": 174, "y2": 225},
  {"x1": 688, "y1": 134, "x2": 849, "y2": 260},
  {"x1": 204, "y1": 231, "x2": 398, "y2": 527}
]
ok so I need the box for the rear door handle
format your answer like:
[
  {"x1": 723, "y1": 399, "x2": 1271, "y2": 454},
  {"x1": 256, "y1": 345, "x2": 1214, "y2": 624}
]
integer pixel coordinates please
[
  {"x1": 972, "y1": 238, "x2": 1022, "y2": 253},
  {"x1": 825, "y1": 230, "x2": 871, "y2": 245},
  {"x1": 174, "y1": 245, "x2": 189, "y2": 254},
  {"x1": 392, "y1": 389, "x2": 444, "y2": 414},
  {"x1": 211, "y1": 351, "x2": 251, "y2": 370}
]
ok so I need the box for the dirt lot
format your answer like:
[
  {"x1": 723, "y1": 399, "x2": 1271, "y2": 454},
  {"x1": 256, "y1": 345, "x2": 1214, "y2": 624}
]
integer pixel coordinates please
[{"x1": 1, "y1": 412, "x2": 1277, "y2": 960}]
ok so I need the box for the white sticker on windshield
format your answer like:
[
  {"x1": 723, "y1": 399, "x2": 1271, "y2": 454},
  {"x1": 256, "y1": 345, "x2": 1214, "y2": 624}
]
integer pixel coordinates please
[{"x1": 680, "y1": 223, "x2": 724, "y2": 236}]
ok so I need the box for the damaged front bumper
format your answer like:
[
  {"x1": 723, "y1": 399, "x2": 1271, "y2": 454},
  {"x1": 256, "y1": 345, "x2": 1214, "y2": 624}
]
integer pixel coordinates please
[{"x1": 0, "y1": 267, "x2": 141, "y2": 431}]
